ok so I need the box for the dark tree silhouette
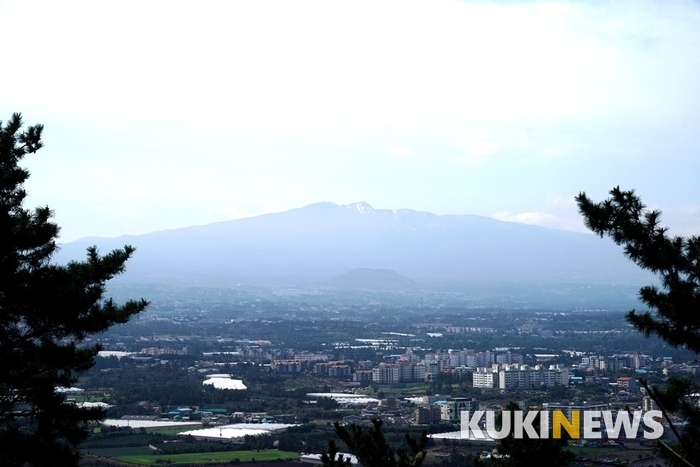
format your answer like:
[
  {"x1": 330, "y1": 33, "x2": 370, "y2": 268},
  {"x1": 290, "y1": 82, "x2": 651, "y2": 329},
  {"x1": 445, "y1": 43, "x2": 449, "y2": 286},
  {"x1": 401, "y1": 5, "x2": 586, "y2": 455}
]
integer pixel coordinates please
[
  {"x1": 475, "y1": 401, "x2": 573, "y2": 467},
  {"x1": 577, "y1": 187, "x2": 700, "y2": 466},
  {"x1": 0, "y1": 113, "x2": 148, "y2": 466},
  {"x1": 322, "y1": 419, "x2": 428, "y2": 467}
]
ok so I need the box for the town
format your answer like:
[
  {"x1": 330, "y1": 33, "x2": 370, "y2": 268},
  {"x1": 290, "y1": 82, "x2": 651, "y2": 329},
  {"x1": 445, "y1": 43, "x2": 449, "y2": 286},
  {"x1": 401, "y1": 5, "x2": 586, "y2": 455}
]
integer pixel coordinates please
[{"x1": 73, "y1": 285, "x2": 694, "y2": 466}]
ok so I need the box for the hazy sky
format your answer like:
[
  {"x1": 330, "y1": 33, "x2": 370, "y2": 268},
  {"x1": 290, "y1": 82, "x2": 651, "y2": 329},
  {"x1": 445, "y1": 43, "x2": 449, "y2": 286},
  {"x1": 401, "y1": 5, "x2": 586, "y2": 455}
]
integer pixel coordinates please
[{"x1": 2, "y1": 0, "x2": 699, "y2": 242}]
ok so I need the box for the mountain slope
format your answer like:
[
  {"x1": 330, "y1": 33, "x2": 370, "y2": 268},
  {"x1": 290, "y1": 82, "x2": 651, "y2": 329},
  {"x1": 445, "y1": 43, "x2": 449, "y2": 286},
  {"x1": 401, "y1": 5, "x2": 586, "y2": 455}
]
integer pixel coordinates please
[{"x1": 55, "y1": 202, "x2": 650, "y2": 286}]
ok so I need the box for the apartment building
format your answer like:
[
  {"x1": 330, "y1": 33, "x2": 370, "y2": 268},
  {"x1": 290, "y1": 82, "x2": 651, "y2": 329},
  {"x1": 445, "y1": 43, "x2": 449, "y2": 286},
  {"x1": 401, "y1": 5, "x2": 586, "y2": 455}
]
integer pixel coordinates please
[
  {"x1": 372, "y1": 362, "x2": 426, "y2": 385},
  {"x1": 473, "y1": 367, "x2": 496, "y2": 388},
  {"x1": 498, "y1": 365, "x2": 569, "y2": 389}
]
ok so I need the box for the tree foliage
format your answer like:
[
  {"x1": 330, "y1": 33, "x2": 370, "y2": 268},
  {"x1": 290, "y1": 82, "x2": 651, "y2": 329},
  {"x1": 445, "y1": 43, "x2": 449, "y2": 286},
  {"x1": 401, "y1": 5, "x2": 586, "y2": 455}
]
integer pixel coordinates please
[
  {"x1": 576, "y1": 186, "x2": 700, "y2": 466},
  {"x1": 0, "y1": 113, "x2": 148, "y2": 466},
  {"x1": 576, "y1": 187, "x2": 700, "y2": 351},
  {"x1": 322, "y1": 419, "x2": 428, "y2": 467}
]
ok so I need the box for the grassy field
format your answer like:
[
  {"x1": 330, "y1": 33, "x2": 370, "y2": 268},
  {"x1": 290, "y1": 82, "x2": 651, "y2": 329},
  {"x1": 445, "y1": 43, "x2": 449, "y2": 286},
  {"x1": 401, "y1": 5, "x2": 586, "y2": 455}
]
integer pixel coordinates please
[
  {"x1": 83, "y1": 446, "x2": 153, "y2": 457},
  {"x1": 114, "y1": 449, "x2": 298, "y2": 466}
]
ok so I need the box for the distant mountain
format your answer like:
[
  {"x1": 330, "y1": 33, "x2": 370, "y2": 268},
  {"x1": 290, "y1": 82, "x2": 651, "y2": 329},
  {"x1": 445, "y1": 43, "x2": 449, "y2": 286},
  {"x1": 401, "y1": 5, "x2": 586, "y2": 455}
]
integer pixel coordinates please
[
  {"x1": 54, "y1": 202, "x2": 652, "y2": 286},
  {"x1": 322, "y1": 268, "x2": 418, "y2": 290}
]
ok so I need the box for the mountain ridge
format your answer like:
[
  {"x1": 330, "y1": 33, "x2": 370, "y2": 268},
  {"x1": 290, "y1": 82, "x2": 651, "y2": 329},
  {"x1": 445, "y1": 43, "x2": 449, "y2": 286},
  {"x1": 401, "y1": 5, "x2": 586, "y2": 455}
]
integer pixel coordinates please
[
  {"x1": 55, "y1": 202, "x2": 650, "y2": 287},
  {"x1": 64, "y1": 202, "x2": 518, "y2": 244}
]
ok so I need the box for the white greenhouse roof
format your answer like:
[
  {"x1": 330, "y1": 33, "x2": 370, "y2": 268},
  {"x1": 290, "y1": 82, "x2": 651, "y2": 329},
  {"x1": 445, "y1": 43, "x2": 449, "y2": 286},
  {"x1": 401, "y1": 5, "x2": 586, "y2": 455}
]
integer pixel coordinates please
[
  {"x1": 203, "y1": 375, "x2": 247, "y2": 390},
  {"x1": 102, "y1": 419, "x2": 202, "y2": 429},
  {"x1": 56, "y1": 387, "x2": 84, "y2": 393},
  {"x1": 307, "y1": 393, "x2": 379, "y2": 404},
  {"x1": 179, "y1": 423, "x2": 297, "y2": 441},
  {"x1": 97, "y1": 351, "x2": 134, "y2": 358},
  {"x1": 301, "y1": 452, "x2": 360, "y2": 465},
  {"x1": 74, "y1": 401, "x2": 112, "y2": 409}
]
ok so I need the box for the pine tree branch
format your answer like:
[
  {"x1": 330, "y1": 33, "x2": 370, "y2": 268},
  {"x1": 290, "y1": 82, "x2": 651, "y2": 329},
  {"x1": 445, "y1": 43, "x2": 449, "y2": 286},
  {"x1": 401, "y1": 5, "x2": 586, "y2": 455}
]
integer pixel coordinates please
[{"x1": 638, "y1": 378, "x2": 697, "y2": 466}]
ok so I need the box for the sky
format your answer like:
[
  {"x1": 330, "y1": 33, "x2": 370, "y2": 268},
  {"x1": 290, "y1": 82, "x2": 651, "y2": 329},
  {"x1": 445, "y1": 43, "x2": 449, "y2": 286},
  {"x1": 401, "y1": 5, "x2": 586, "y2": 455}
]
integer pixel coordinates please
[{"x1": 1, "y1": 0, "x2": 699, "y2": 242}]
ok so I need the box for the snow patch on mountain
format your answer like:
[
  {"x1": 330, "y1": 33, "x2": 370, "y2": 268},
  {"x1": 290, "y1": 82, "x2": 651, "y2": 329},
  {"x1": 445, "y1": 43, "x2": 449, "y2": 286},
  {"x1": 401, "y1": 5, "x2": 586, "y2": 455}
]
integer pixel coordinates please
[{"x1": 346, "y1": 202, "x2": 375, "y2": 215}]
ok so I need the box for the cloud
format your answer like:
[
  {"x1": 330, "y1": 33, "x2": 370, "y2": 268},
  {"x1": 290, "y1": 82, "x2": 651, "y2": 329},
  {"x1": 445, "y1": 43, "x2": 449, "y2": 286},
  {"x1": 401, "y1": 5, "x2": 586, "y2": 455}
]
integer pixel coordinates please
[
  {"x1": 653, "y1": 204, "x2": 700, "y2": 237},
  {"x1": 545, "y1": 194, "x2": 577, "y2": 210},
  {"x1": 6, "y1": 0, "x2": 700, "y2": 241},
  {"x1": 492, "y1": 211, "x2": 589, "y2": 233},
  {"x1": 7, "y1": 0, "x2": 698, "y2": 131},
  {"x1": 677, "y1": 205, "x2": 700, "y2": 216},
  {"x1": 387, "y1": 145, "x2": 416, "y2": 159},
  {"x1": 119, "y1": 205, "x2": 143, "y2": 216},
  {"x1": 212, "y1": 205, "x2": 288, "y2": 221},
  {"x1": 452, "y1": 130, "x2": 502, "y2": 165}
]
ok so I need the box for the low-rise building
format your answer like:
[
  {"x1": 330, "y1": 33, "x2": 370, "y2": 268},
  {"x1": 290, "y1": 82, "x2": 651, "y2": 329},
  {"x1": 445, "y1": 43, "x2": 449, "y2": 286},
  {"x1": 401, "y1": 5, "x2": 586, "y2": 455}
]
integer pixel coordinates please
[
  {"x1": 617, "y1": 376, "x2": 637, "y2": 391},
  {"x1": 415, "y1": 406, "x2": 441, "y2": 424},
  {"x1": 439, "y1": 397, "x2": 479, "y2": 422}
]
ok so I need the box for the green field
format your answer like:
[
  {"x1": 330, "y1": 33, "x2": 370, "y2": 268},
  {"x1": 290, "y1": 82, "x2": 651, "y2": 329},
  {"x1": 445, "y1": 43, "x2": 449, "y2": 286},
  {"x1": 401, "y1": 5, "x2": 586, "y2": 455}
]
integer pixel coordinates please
[
  {"x1": 114, "y1": 449, "x2": 298, "y2": 466},
  {"x1": 84, "y1": 446, "x2": 153, "y2": 457}
]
